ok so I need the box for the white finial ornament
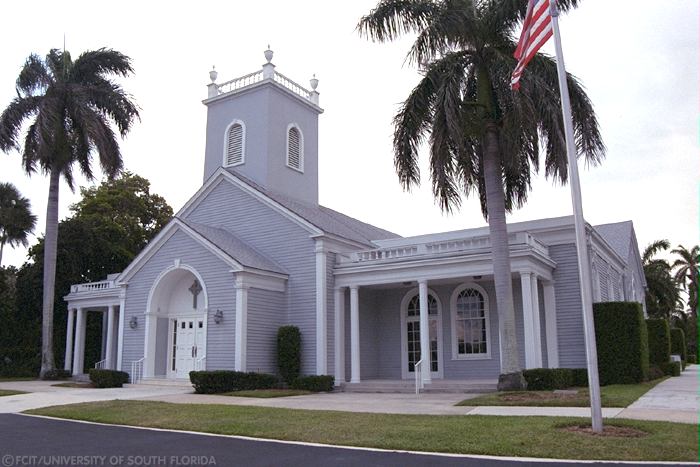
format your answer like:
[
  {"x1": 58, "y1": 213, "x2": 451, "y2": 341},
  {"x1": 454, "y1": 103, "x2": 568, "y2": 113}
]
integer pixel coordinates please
[
  {"x1": 264, "y1": 46, "x2": 273, "y2": 63},
  {"x1": 209, "y1": 66, "x2": 218, "y2": 83},
  {"x1": 310, "y1": 74, "x2": 318, "y2": 90}
]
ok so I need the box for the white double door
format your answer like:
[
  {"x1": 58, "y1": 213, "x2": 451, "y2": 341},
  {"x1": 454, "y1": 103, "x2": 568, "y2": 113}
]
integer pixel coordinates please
[{"x1": 170, "y1": 315, "x2": 206, "y2": 379}]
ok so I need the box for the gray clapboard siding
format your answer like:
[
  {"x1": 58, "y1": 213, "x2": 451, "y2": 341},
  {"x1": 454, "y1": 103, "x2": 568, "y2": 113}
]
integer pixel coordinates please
[
  {"x1": 121, "y1": 229, "x2": 236, "y2": 374},
  {"x1": 183, "y1": 178, "x2": 318, "y2": 374},
  {"x1": 246, "y1": 288, "x2": 285, "y2": 374}
]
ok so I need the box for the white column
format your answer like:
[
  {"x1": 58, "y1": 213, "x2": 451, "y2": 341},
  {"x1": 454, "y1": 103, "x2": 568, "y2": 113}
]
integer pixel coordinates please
[
  {"x1": 72, "y1": 308, "x2": 86, "y2": 376},
  {"x1": 315, "y1": 242, "x2": 328, "y2": 375},
  {"x1": 543, "y1": 282, "x2": 560, "y2": 368},
  {"x1": 235, "y1": 280, "x2": 249, "y2": 372},
  {"x1": 334, "y1": 287, "x2": 346, "y2": 385},
  {"x1": 530, "y1": 275, "x2": 543, "y2": 368},
  {"x1": 116, "y1": 297, "x2": 125, "y2": 371},
  {"x1": 350, "y1": 286, "x2": 360, "y2": 383},
  {"x1": 418, "y1": 280, "x2": 431, "y2": 384},
  {"x1": 64, "y1": 309, "x2": 75, "y2": 372},
  {"x1": 100, "y1": 311, "x2": 108, "y2": 360},
  {"x1": 520, "y1": 272, "x2": 537, "y2": 369},
  {"x1": 105, "y1": 305, "x2": 117, "y2": 369},
  {"x1": 143, "y1": 313, "x2": 158, "y2": 377}
]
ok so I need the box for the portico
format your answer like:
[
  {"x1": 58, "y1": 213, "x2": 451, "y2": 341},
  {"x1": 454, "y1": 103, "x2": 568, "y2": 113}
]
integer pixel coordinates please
[{"x1": 333, "y1": 231, "x2": 560, "y2": 385}]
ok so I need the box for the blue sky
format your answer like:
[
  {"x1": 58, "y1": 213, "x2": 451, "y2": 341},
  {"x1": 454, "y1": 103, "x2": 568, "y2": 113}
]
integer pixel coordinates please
[{"x1": 0, "y1": 0, "x2": 696, "y2": 267}]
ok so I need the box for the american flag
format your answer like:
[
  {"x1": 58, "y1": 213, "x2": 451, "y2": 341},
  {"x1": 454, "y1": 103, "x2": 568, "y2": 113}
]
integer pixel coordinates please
[{"x1": 511, "y1": 0, "x2": 554, "y2": 90}]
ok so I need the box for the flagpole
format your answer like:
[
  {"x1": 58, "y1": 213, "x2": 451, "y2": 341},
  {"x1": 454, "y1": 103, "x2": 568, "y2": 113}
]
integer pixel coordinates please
[{"x1": 550, "y1": 1, "x2": 603, "y2": 433}]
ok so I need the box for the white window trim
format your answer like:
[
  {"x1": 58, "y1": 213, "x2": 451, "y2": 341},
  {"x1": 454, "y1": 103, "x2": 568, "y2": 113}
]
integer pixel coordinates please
[
  {"x1": 285, "y1": 123, "x2": 304, "y2": 173},
  {"x1": 222, "y1": 119, "x2": 246, "y2": 168},
  {"x1": 450, "y1": 282, "x2": 492, "y2": 361},
  {"x1": 399, "y1": 287, "x2": 443, "y2": 380}
]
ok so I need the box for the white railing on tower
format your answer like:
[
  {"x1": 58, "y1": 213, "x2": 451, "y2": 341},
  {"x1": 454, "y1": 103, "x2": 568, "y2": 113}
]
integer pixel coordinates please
[
  {"x1": 216, "y1": 70, "x2": 264, "y2": 95},
  {"x1": 272, "y1": 72, "x2": 312, "y2": 100},
  {"x1": 130, "y1": 357, "x2": 145, "y2": 384},
  {"x1": 70, "y1": 280, "x2": 116, "y2": 293}
]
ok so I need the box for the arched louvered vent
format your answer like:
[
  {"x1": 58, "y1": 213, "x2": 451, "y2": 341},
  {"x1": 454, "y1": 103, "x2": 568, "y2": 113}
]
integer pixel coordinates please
[
  {"x1": 287, "y1": 126, "x2": 302, "y2": 171},
  {"x1": 226, "y1": 122, "x2": 244, "y2": 166}
]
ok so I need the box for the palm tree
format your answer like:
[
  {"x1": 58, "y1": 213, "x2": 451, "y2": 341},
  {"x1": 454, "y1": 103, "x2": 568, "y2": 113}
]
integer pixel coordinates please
[
  {"x1": 0, "y1": 49, "x2": 139, "y2": 377},
  {"x1": 642, "y1": 239, "x2": 681, "y2": 321},
  {"x1": 358, "y1": 0, "x2": 604, "y2": 388},
  {"x1": 671, "y1": 244, "x2": 698, "y2": 358},
  {"x1": 0, "y1": 182, "x2": 37, "y2": 266}
]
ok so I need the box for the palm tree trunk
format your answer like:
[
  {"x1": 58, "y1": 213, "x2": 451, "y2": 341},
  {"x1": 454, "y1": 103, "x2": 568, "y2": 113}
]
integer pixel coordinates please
[
  {"x1": 39, "y1": 167, "x2": 60, "y2": 378},
  {"x1": 0, "y1": 239, "x2": 4, "y2": 267},
  {"x1": 483, "y1": 122, "x2": 525, "y2": 390}
]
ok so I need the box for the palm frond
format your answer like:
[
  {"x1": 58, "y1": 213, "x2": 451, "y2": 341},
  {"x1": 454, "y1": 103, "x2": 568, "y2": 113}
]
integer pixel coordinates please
[
  {"x1": 358, "y1": 0, "x2": 440, "y2": 43},
  {"x1": 16, "y1": 54, "x2": 52, "y2": 97},
  {"x1": 0, "y1": 96, "x2": 41, "y2": 151},
  {"x1": 71, "y1": 48, "x2": 135, "y2": 82}
]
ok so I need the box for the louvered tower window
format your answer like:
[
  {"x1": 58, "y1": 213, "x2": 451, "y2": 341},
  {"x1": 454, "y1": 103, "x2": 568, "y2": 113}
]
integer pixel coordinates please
[
  {"x1": 286, "y1": 125, "x2": 303, "y2": 171},
  {"x1": 225, "y1": 122, "x2": 244, "y2": 166}
]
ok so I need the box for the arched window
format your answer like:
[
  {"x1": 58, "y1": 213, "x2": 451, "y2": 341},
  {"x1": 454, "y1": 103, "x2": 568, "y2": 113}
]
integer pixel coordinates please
[
  {"x1": 224, "y1": 121, "x2": 245, "y2": 167},
  {"x1": 451, "y1": 284, "x2": 490, "y2": 359},
  {"x1": 286, "y1": 124, "x2": 303, "y2": 171}
]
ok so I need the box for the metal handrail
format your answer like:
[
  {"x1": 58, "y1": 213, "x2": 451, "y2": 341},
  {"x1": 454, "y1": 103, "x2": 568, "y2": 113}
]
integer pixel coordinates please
[
  {"x1": 194, "y1": 355, "x2": 206, "y2": 371},
  {"x1": 130, "y1": 357, "x2": 145, "y2": 384},
  {"x1": 415, "y1": 359, "x2": 425, "y2": 395},
  {"x1": 94, "y1": 359, "x2": 107, "y2": 370}
]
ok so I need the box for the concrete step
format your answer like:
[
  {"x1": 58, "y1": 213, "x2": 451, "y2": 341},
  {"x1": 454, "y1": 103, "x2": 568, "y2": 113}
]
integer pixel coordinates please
[
  {"x1": 340, "y1": 380, "x2": 498, "y2": 394},
  {"x1": 135, "y1": 377, "x2": 193, "y2": 388}
]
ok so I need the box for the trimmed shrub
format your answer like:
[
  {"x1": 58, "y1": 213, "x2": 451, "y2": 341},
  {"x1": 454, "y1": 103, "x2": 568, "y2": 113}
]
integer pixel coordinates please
[
  {"x1": 646, "y1": 319, "x2": 671, "y2": 367},
  {"x1": 594, "y1": 302, "x2": 649, "y2": 385},
  {"x1": 648, "y1": 365, "x2": 665, "y2": 380},
  {"x1": 189, "y1": 371, "x2": 279, "y2": 394},
  {"x1": 41, "y1": 369, "x2": 71, "y2": 381},
  {"x1": 89, "y1": 369, "x2": 129, "y2": 388},
  {"x1": 277, "y1": 326, "x2": 301, "y2": 384},
  {"x1": 670, "y1": 328, "x2": 687, "y2": 368},
  {"x1": 291, "y1": 375, "x2": 335, "y2": 392},
  {"x1": 688, "y1": 355, "x2": 696, "y2": 364},
  {"x1": 661, "y1": 361, "x2": 681, "y2": 377},
  {"x1": 571, "y1": 368, "x2": 588, "y2": 387},
  {"x1": 523, "y1": 368, "x2": 573, "y2": 390}
]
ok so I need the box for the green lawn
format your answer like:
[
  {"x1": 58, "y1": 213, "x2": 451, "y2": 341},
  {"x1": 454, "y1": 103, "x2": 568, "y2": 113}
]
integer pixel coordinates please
[
  {"x1": 28, "y1": 400, "x2": 697, "y2": 462},
  {"x1": 0, "y1": 377, "x2": 35, "y2": 382},
  {"x1": 0, "y1": 390, "x2": 26, "y2": 397},
  {"x1": 458, "y1": 378, "x2": 668, "y2": 408},
  {"x1": 221, "y1": 389, "x2": 311, "y2": 398},
  {"x1": 51, "y1": 382, "x2": 94, "y2": 389}
]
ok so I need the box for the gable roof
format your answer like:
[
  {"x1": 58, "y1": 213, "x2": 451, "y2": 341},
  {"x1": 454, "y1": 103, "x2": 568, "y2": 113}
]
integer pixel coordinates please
[
  {"x1": 182, "y1": 220, "x2": 286, "y2": 275},
  {"x1": 223, "y1": 169, "x2": 400, "y2": 245},
  {"x1": 594, "y1": 221, "x2": 634, "y2": 260}
]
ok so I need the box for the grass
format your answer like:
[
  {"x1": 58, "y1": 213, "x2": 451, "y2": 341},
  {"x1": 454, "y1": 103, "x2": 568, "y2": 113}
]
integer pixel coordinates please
[
  {"x1": 0, "y1": 377, "x2": 35, "y2": 382},
  {"x1": 458, "y1": 378, "x2": 668, "y2": 408},
  {"x1": 221, "y1": 389, "x2": 311, "y2": 398},
  {"x1": 0, "y1": 390, "x2": 26, "y2": 397},
  {"x1": 51, "y1": 382, "x2": 94, "y2": 388},
  {"x1": 28, "y1": 400, "x2": 697, "y2": 462}
]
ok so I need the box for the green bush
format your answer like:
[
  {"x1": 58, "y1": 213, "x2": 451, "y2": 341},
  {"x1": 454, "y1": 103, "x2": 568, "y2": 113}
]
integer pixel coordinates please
[
  {"x1": 646, "y1": 319, "x2": 671, "y2": 367},
  {"x1": 522, "y1": 368, "x2": 573, "y2": 390},
  {"x1": 670, "y1": 328, "x2": 687, "y2": 368},
  {"x1": 687, "y1": 355, "x2": 696, "y2": 364},
  {"x1": 661, "y1": 361, "x2": 681, "y2": 377},
  {"x1": 648, "y1": 365, "x2": 665, "y2": 380},
  {"x1": 571, "y1": 368, "x2": 588, "y2": 387},
  {"x1": 290, "y1": 375, "x2": 335, "y2": 392},
  {"x1": 41, "y1": 369, "x2": 71, "y2": 380},
  {"x1": 189, "y1": 371, "x2": 279, "y2": 394},
  {"x1": 89, "y1": 369, "x2": 129, "y2": 388},
  {"x1": 277, "y1": 326, "x2": 301, "y2": 384},
  {"x1": 594, "y1": 302, "x2": 649, "y2": 385}
]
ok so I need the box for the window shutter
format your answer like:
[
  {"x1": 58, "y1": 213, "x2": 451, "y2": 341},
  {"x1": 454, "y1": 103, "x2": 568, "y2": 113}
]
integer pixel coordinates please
[
  {"x1": 226, "y1": 123, "x2": 243, "y2": 166},
  {"x1": 287, "y1": 127, "x2": 301, "y2": 170}
]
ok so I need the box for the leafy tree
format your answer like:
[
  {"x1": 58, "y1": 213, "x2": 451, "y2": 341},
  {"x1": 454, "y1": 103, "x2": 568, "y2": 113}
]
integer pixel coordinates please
[
  {"x1": 358, "y1": 0, "x2": 603, "y2": 388},
  {"x1": 0, "y1": 182, "x2": 37, "y2": 266},
  {"x1": 0, "y1": 48, "x2": 140, "y2": 377},
  {"x1": 12, "y1": 172, "x2": 171, "y2": 374},
  {"x1": 671, "y1": 245, "x2": 698, "y2": 358},
  {"x1": 642, "y1": 240, "x2": 681, "y2": 321}
]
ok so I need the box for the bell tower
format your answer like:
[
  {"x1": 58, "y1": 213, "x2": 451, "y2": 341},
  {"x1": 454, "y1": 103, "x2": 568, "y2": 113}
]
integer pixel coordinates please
[{"x1": 202, "y1": 48, "x2": 323, "y2": 205}]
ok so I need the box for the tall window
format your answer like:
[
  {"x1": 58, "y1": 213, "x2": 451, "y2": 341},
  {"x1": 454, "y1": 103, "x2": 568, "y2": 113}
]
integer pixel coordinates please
[
  {"x1": 286, "y1": 125, "x2": 303, "y2": 171},
  {"x1": 406, "y1": 294, "x2": 438, "y2": 372},
  {"x1": 225, "y1": 121, "x2": 244, "y2": 166},
  {"x1": 451, "y1": 285, "x2": 490, "y2": 358}
]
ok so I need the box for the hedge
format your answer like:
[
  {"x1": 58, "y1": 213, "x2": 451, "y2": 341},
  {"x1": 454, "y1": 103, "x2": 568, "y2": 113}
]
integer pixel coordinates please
[
  {"x1": 189, "y1": 371, "x2": 279, "y2": 394},
  {"x1": 646, "y1": 319, "x2": 671, "y2": 367},
  {"x1": 571, "y1": 368, "x2": 588, "y2": 387},
  {"x1": 661, "y1": 361, "x2": 681, "y2": 377},
  {"x1": 89, "y1": 369, "x2": 130, "y2": 388},
  {"x1": 290, "y1": 375, "x2": 335, "y2": 392},
  {"x1": 594, "y1": 302, "x2": 649, "y2": 385},
  {"x1": 670, "y1": 328, "x2": 687, "y2": 367},
  {"x1": 523, "y1": 369, "x2": 572, "y2": 390},
  {"x1": 277, "y1": 326, "x2": 301, "y2": 384},
  {"x1": 688, "y1": 355, "x2": 697, "y2": 365}
]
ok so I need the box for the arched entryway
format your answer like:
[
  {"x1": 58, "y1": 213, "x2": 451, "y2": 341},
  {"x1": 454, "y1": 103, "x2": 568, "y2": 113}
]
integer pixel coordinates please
[
  {"x1": 144, "y1": 264, "x2": 209, "y2": 379},
  {"x1": 400, "y1": 288, "x2": 444, "y2": 379}
]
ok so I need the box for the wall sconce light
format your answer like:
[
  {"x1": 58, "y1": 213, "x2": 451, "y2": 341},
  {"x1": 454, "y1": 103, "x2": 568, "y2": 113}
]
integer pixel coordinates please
[
  {"x1": 214, "y1": 309, "x2": 224, "y2": 324},
  {"x1": 129, "y1": 316, "x2": 138, "y2": 329}
]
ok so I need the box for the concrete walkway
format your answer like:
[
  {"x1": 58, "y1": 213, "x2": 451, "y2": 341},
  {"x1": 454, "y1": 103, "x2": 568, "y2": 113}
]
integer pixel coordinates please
[{"x1": 2, "y1": 367, "x2": 697, "y2": 424}]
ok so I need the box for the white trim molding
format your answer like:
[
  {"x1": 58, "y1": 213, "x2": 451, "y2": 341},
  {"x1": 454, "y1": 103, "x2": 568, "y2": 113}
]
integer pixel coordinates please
[
  {"x1": 449, "y1": 282, "x2": 492, "y2": 361},
  {"x1": 315, "y1": 240, "x2": 328, "y2": 375},
  {"x1": 235, "y1": 278, "x2": 249, "y2": 372}
]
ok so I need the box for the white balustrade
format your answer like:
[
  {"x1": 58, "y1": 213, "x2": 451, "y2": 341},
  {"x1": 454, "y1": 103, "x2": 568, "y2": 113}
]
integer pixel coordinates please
[
  {"x1": 71, "y1": 280, "x2": 116, "y2": 293},
  {"x1": 94, "y1": 359, "x2": 107, "y2": 370},
  {"x1": 130, "y1": 357, "x2": 145, "y2": 384},
  {"x1": 213, "y1": 69, "x2": 315, "y2": 103}
]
